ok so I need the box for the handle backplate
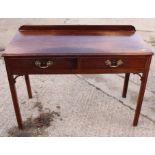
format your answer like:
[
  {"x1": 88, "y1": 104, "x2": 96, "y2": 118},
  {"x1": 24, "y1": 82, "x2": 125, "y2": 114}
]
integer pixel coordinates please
[
  {"x1": 105, "y1": 59, "x2": 123, "y2": 68},
  {"x1": 35, "y1": 60, "x2": 53, "y2": 69}
]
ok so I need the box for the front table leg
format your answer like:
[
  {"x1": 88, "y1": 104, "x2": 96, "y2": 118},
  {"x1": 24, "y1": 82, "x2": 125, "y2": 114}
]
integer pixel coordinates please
[
  {"x1": 7, "y1": 73, "x2": 23, "y2": 129},
  {"x1": 133, "y1": 72, "x2": 149, "y2": 126}
]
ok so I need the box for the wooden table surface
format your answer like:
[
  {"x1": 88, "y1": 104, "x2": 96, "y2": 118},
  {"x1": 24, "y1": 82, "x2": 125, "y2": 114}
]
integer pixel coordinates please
[{"x1": 4, "y1": 25, "x2": 153, "y2": 56}]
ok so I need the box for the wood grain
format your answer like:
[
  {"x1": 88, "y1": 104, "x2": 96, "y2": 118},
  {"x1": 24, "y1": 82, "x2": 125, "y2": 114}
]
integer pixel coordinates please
[{"x1": 3, "y1": 25, "x2": 153, "y2": 57}]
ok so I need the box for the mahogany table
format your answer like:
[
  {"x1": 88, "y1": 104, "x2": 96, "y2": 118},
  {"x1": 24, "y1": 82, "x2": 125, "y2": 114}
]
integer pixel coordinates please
[{"x1": 3, "y1": 25, "x2": 153, "y2": 129}]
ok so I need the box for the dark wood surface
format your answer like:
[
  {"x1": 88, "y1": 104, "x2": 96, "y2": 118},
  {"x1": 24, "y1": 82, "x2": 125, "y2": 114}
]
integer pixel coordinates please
[
  {"x1": 3, "y1": 25, "x2": 153, "y2": 57},
  {"x1": 3, "y1": 25, "x2": 153, "y2": 129}
]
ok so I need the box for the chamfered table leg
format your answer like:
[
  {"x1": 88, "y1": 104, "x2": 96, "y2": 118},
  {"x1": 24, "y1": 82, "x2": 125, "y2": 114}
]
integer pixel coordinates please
[
  {"x1": 122, "y1": 73, "x2": 130, "y2": 98},
  {"x1": 7, "y1": 73, "x2": 23, "y2": 129},
  {"x1": 133, "y1": 72, "x2": 149, "y2": 126},
  {"x1": 25, "y1": 75, "x2": 32, "y2": 99}
]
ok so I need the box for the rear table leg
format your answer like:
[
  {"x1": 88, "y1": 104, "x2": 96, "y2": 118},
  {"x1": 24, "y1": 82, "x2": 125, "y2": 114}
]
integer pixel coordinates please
[
  {"x1": 25, "y1": 75, "x2": 32, "y2": 99},
  {"x1": 122, "y1": 73, "x2": 130, "y2": 98}
]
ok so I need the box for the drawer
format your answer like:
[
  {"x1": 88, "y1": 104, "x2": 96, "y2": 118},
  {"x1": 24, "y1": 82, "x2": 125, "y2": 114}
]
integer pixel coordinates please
[
  {"x1": 6, "y1": 57, "x2": 77, "y2": 73},
  {"x1": 80, "y1": 56, "x2": 147, "y2": 70}
]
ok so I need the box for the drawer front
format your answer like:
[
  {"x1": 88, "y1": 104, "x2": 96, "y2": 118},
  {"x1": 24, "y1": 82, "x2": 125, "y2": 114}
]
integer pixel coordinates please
[
  {"x1": 5, "y1": 56, "x2": 148, "y2": 74},
  {"x1": 6, "y1": 57, "x2": 77, "y2": 74},
  {"x1": 80, "y1": 56, "x2": 147, "y2": 70}
]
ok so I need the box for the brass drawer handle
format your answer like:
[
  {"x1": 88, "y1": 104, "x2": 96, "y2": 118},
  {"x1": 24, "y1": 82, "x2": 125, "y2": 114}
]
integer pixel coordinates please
[
  {"x1": 105, "y1": 59, "x2": 123, "y2": 68},
  {"x1": 35, "y1": 60, "x2": 53, "y2": 69}
]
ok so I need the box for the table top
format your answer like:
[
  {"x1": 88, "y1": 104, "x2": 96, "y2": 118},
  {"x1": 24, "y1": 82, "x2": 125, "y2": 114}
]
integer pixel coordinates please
[{"x1": 3, "y1": 25, "x2": 154, "y2": 57}]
